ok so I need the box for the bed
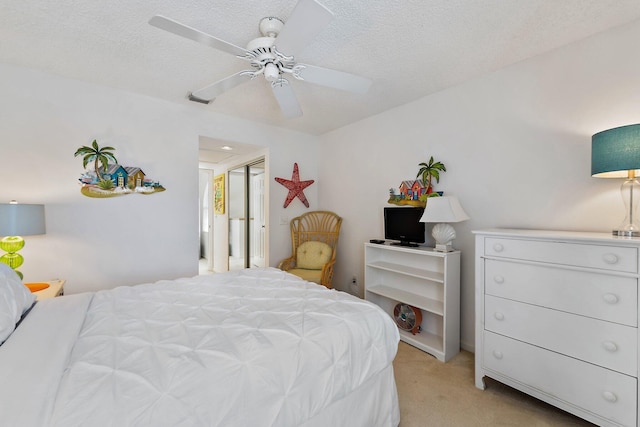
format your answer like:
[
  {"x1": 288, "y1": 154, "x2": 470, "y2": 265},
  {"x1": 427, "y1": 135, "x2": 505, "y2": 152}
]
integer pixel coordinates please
[{"x1": 0, "y1": 265, "x2": 400, "y2": 427}]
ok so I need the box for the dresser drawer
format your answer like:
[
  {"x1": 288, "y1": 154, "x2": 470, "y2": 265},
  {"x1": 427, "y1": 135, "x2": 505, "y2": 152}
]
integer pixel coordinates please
[
  {"x1": 485, "y1": 237, "x2": 638, "y2": 273},
  {"x1": 482, "y1": 331, "x2": 637, "y2": 427},
  {"x1": 485, "y1": 259, "x2": 638, "y2": 326},
  {"x1": 485, "y1": 295, "x2": 637, "y2": 376}
]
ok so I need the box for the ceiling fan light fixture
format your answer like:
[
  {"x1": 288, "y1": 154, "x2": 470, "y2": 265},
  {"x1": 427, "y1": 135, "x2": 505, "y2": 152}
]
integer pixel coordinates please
[
  {"x1": 264, "y1": 63, "x2": 280, "y2": 82},
  {"x1": 245, "y1": 36, "x2": 275, "y2": 52},
  {"x1": 258, "y1": 17, "x2": 284, "y2": 38}
]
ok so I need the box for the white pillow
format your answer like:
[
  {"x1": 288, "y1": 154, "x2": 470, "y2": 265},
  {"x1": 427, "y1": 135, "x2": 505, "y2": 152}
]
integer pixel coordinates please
[{"x1": 0, "y1": 263, "x2": 36, "y2": 344}]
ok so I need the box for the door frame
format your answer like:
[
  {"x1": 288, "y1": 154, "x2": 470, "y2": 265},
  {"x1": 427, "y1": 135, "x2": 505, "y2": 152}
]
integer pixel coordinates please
[{"x1": 198, "y1": 168, "x2": 215, "y2": 273}]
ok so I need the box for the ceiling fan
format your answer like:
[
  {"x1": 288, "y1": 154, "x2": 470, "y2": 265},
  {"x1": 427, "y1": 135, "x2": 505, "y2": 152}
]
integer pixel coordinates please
[{"x1": 149, "y1": 0, "x2": 372, "y2": 118}]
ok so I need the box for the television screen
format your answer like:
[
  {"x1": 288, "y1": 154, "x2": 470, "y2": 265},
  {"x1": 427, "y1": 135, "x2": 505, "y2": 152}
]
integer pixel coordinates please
[{"x1": 384, "y1": 207, "x2": 425, "y2": 247}]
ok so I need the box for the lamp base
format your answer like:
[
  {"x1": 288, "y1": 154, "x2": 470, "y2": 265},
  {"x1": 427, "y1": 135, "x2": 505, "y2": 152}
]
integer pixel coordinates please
[
  {"x1": 614, "y1": 177, "x2": 640, "y2": 238},
  {"x1": 434, "y1": 243, "x2": 454, "y2": 252},
  {"x1": 613, "y1": 229, "x2": 640, "y2": 237},
  {"x1": 0, "y1": 236, "x2": 26, "y2": 279},
  {"x1": 432, "y1": 223, "x2": 457, "y2": 252}
]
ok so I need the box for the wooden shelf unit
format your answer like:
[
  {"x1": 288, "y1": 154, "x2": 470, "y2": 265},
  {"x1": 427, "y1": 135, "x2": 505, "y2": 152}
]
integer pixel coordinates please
[{"x1": 364, "y1": 242, "x2": 460, "y2": 361}]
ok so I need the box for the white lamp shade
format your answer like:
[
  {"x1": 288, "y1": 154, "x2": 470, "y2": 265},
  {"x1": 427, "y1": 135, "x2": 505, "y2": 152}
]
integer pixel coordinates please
[
  {"x1": 0, "y1": 203, "x2": 46, "y2": 236},
  {"x1": 420, "y1": 196, "x2": 469, "y2": 223}
]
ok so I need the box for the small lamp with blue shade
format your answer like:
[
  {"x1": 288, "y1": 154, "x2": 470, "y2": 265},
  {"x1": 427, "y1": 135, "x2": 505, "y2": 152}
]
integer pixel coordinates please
[
  {"x1": 0, "y1": 201, "x2": 46, "y2": 279},
  {"x1": 592, "y1": 124, "x2": 640, "y2": 237}
]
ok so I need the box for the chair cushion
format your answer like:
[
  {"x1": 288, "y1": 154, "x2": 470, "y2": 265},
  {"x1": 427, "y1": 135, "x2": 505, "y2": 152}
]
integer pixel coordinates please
[
  {"x1": 287, "y1": 268, "x2": 323, "y2": 284},
  {"x1": 296, "y1": 241, "x2": 332, "y2": 270}
]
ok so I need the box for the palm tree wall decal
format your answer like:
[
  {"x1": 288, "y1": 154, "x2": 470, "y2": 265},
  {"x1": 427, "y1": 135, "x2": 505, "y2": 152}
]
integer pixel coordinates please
[
  {"x1": 417, "y1": 156, "x2": 446, "y2": 194},
  {"x1": 74, "y1": 140, "x2": 118, "y2": 181}
]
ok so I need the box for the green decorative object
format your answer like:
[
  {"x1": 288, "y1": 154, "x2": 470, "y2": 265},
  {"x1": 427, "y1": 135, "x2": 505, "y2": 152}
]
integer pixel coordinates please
[
  {"x1": 0, "y1": 236, "x2": 25, "y2": 253},
  {"x1": 0, "y1": 236, "x2": 26, "y2": 277},
  {"x1": 0, "y1": 202, "x2": 46, "y2": 279},
  {"x1": 0, "y1": 252, "x2": 24, "y2": 269},
  {"x1": 0, "y1": 239, "x2": 25, "y2": 279}
]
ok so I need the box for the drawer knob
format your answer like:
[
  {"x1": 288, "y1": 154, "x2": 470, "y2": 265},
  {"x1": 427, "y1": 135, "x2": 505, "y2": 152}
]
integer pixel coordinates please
[
  {"x1": 602, "y1": 253, "x2": 619, "y2": 265},
  {"x1": 493, "y1": 243, "x2": 504, "y2": 253},
  {"x1": 602, "y1": 293, "x2": 619, "y2": 304},
  {"x1": 492, "y1": 350, "x2": 503, "y2": 360},
  {"x1": 602, "y1": 391, "x2": 618, "y2": 403},
  {"x1": 494, "y1": 312, "x2": 505, "y2": 321},
  {"x1": 602, "y1": 341, "x2": 618, "y2": 352},
  {"x1": 494, "y1": 275, "x2": 505, "y2": 284}
]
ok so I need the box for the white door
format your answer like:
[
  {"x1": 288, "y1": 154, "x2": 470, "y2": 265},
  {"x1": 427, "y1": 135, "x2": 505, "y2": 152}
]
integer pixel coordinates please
[{"x1": 228, "y1": 158, "x2": 266, "y2": 270}]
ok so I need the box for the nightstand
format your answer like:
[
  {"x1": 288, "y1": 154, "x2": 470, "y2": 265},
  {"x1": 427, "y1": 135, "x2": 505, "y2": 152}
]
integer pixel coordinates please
[{"x1": 27, "y1": 279, "x2": 65, "y2": 301}]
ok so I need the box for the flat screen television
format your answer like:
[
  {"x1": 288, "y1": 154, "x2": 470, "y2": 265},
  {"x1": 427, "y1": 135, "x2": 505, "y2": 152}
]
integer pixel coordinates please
[{"x1": 384, "y1": 207, "x2": 425, "y2": 247}]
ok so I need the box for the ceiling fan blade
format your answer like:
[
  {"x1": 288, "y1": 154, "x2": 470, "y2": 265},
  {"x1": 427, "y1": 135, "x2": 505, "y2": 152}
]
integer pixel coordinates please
[
  {"x1": 294, "y1": 64, "x2": 372, "y2": 94},
  {"x1": 191, "y1": 71, "x2": 253, "y2": 101},
  {"x1": 275, "y1": 0, "x2": 333, "y2": 56},
  {"x1": 149, "y1": 15, "x2": 249, "y2": 57},
  {"x1": 271, "y1": 79, "x2": 302, "y2": 118}
]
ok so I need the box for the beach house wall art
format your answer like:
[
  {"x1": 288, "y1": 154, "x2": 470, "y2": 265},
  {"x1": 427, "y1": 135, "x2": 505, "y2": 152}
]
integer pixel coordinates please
[{"x1": 74, "y1": 140, "x2": 165, "y2": 198}]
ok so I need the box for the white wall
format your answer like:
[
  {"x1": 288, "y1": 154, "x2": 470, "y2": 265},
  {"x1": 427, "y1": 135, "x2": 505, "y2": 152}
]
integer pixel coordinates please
[
  {"x1": 266, "y1": 139, "x2": 320, "y2": 265},
  {"x1": 0, "y1": 63, "x2": 319, "y2": 293},
  {"x1": 319, "y1": 19, "x2": 640, "y2": 351}
]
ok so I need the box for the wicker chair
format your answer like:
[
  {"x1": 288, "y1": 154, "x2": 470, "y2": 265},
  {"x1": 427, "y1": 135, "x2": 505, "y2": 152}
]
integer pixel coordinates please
[{"x1": 278, "y1": 211, "x2": 342, "y2": 288}]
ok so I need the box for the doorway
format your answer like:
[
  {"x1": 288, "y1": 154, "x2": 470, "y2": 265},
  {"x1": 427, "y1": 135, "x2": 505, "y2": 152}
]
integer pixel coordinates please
[{"x1": 228, "y1": 158, "x2": 266, "y2": 270}]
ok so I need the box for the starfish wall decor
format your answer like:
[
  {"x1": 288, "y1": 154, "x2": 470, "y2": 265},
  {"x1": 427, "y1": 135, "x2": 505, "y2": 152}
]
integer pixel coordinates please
[{"x1": 275, "y1": 163, "x2": 315, "y2": 208}]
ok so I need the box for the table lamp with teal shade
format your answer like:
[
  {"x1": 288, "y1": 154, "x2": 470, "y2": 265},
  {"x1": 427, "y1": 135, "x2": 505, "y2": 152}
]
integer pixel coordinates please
[
  {"x1": 0, "y1": 201, "x2": 46, "y2": 279},
  {"x1": 592, "y1": 124, "x2": 640, "y2": 237}
]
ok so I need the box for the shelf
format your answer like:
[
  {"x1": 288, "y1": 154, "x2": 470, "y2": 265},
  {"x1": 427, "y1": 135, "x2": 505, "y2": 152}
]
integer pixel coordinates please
[
  {"x1": 366, "y1": 261, "x2": 445, "y2": 283},
  {"x1": 398, "y1": 329, "x2": 444, "y2": 361},
  {"x1": 366, "y1": 285, "x2": 443, "y2": 316},
  {"x1": 364, "y1": 242, "x2": 460, "y2": 362},
  {"x1": 365, "y1": 243, "x2": 456, "y2": 257}
]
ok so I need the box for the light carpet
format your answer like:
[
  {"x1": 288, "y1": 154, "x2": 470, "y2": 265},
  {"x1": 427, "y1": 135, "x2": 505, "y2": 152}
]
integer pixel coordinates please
[{"x1": 393, "y1": 342, "x2": 596, "y2": 426}]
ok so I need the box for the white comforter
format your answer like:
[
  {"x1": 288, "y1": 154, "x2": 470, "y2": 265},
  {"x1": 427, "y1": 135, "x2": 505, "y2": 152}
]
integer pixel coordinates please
[{"x1": 0, "y1": 268, "x2": 399, "y2": 427}]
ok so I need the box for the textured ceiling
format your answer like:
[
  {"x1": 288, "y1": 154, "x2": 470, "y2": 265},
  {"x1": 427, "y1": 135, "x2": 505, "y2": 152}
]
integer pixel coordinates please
[{"x1": 3, "y1": 0, "x2": 640, "y2": 135}]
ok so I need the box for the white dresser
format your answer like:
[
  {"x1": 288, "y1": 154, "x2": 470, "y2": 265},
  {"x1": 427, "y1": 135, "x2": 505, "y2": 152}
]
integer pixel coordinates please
[{"x1": 475, "y1": 229, "x2": 640, "y2": 427}]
